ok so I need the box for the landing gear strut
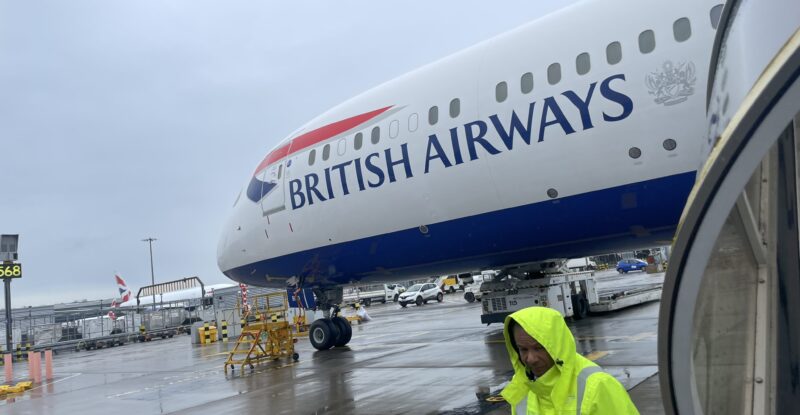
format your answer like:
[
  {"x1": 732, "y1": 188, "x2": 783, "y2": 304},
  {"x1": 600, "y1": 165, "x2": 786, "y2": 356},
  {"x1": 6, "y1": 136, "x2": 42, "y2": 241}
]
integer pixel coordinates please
[{"x1": 307, "y1": 287, "x2": 352, "y2": 351}]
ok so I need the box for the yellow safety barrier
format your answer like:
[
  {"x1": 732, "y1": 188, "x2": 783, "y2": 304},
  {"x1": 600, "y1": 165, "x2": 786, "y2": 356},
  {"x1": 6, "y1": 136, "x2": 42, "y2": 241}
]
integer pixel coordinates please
[
  {"x1": 199, "y1": 324, "x2": 218, "y2": 345},
  {"x1": 0, "y1": 381, "x2": 33, "y2": 395},
  {"x1": 221, "y1": 320, "x2": 229, "y2": 343}
]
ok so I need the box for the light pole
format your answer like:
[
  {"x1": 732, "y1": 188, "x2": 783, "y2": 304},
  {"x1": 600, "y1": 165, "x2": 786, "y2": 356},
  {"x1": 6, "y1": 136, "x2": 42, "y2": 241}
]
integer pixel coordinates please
[{"x1": 142, "y1": 238, "x2": 157, "y2": 311}]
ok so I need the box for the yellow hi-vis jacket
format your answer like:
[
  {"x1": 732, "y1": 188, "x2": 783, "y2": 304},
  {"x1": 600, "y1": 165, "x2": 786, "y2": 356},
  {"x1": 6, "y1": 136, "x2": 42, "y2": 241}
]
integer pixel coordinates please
[{"x1": 500, "y1": 307, "x2": 640, "y2": 415}]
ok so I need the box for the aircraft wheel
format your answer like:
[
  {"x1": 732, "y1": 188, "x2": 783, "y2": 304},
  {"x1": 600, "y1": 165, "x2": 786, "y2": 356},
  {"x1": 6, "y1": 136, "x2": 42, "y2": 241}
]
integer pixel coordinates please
[
  {"x1": 437, "y1": 293, "x2": 443, "y2": 302},
  {"x1": 332, "y1": 316, "x2": 352, "y2": 347},
  {"x1": 415, "y1": 296, "x2": 423, "y2": 306},
  {"x1": 309, "y1": 319, "x2": 338, "y2": 350}
]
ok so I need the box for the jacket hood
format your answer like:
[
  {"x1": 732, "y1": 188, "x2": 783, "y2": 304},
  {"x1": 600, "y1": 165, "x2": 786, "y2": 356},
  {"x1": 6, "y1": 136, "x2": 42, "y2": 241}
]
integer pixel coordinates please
[{"x1": 503, "y1": 307, "x2": 578, "y2": 378}]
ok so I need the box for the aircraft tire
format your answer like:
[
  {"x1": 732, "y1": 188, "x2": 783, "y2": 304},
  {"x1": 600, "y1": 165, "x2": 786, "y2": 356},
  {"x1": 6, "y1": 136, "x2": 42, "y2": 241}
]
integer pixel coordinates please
[
  {"x1": 332, "y1": 316, "x2": 352, "y2": 347},
  {"x1": 309, "y1": 319, "x2": 338, "y2": 350}
]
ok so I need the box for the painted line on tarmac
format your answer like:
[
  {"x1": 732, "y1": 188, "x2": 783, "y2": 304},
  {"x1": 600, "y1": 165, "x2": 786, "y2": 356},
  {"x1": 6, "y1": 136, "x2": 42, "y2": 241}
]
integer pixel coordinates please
[
  {"x1": 584, "y1": 351, "x2": 609, "y2": 361},
  {"x1": 628, "y1": 332, "x2": 656, "y2": 341},
  {"x1": 28, "y1": 373, "x2": 83, "y2": 391}
]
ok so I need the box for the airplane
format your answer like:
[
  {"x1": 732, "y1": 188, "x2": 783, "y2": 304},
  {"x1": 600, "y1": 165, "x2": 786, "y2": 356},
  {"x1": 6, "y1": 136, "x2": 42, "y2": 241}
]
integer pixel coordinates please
[
  {"x1": 108, "y1": 274, "x2": 235, "y2": 313},
  {"x1": 217, "y1": 0, "x2": 727, "y2": 350}
]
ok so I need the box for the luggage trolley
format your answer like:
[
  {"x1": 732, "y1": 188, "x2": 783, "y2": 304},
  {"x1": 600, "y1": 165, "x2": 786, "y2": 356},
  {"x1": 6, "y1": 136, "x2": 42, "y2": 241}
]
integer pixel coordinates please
[{"x1": 225, "y1": 291, "x2": 299, "y2": 373}]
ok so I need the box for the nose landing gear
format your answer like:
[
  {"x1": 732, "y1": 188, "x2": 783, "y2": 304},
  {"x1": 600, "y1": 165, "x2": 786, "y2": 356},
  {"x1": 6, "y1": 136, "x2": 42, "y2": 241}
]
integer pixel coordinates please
[{"x1": 307, "y1": 287, "x2": 353, "y2": 351}]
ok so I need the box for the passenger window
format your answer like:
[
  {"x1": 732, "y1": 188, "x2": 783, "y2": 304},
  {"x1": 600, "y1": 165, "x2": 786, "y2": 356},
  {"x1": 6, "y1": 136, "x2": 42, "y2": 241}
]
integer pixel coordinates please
[
  {"x1": 337, "y1": 138, "x2": 346, "y2": 156},
  {"x1": 408, "y1": 113, "x2": 418, "y2": 132},
  {"x1": 576, "y1": 53, "x2": 590, "y2": 75},
  {"x1": 673, "y1": 18, "x2": 691, "y2": 42},
  {"x1": 308, "y1": 149, "x2": 316, "y2": 165},
  {"x1": 710, "y1": 4, "x2": 724, "y2": 30},
  {"x1": 449, "y1": 98, "x2": 460, "y2": 118},
  {"x1": 322, "y1": 144, "x2": 330, "y2": 161},
  {"x1": 520, "y1": 72, "x2": 533, "y2": 94},
  {"x1": 639, "y1": 30, "x2": 656, "y2": 54},
  {"x1": 354, "y1": 132, "x2": 363, "y2": 150},
  {"x1": 495, "y1": 81, "x2": 508, "y2": 103},
  {"x1": 389, "y1": 119, "x2": 399, "y2": 138},
  {"x1": 547, "y1": 63, "x2": 561, "y2": 85},
  {"x1": 606, "y1": 42, "x2": 622, "y2": 65},
  {"x1": 371, "y1": 126, "x2": 380, "y2": 144},
  {"x1": 428, "y1": 106, "x2": 439, "y2": 125}
]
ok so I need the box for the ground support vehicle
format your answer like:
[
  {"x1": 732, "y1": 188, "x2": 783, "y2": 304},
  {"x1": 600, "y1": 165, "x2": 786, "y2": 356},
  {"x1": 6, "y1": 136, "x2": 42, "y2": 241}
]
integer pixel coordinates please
[
  {"x1": 342, "y1": 284, "x2": 403, "y2": 306},
  {"x1": 479, "y1": 271, "x2": 662, "y2": 324}
]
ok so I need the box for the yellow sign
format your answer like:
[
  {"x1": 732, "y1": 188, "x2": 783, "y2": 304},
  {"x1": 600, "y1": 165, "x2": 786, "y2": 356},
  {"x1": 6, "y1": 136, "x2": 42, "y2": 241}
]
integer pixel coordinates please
[{"x1": 0, "y1": 263, "x2": 21, "y2": 279}]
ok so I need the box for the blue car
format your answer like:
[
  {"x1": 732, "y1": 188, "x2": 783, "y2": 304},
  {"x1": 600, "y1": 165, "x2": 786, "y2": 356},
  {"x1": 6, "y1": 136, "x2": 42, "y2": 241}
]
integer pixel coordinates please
[{"x1": 616, "y1": 259, "x2": 648, "y2": 273}]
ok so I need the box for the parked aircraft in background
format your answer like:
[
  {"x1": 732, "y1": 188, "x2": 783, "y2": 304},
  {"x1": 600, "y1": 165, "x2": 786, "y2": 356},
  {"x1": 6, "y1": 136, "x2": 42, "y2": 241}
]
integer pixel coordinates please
[
  {"x1": 218, "y1": 0, "x2": 726, "y2": 350},
  {"x1": 109, "y1": 274, "x2": 235, "y2": 312}
]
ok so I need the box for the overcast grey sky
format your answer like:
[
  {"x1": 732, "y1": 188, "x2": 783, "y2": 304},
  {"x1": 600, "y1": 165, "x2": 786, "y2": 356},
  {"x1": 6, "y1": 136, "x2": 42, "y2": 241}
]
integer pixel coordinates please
[{"x1": 1, "y1": 0, "x2": 575, "y2": 307}]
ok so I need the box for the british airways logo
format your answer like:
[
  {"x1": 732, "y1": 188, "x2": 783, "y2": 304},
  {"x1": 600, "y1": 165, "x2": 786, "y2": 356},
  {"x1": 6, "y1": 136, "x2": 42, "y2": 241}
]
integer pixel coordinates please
[{"x1": 282, "y1": 74, "x2": 633, "y2": 210}]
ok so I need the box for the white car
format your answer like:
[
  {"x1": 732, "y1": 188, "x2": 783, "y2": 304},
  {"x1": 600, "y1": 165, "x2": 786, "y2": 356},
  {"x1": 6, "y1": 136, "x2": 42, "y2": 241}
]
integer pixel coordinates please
[
  {"x1": 464, "y1": 284, "x2": 483, "y2": 303},
  {"x1": 398, "y1": 283, "x2": 443, "y2": 307}
]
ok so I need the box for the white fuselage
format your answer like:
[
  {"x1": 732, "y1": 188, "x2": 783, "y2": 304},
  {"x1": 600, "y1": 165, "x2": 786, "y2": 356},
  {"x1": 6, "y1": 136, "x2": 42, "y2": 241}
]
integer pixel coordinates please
[{"x1": 219, "y1": 0, "x2": 724, "y2": 288}]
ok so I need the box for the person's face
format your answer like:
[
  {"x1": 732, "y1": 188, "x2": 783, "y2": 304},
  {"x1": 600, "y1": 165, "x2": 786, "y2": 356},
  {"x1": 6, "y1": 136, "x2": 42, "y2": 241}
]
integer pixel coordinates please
[{"x1": 513, "y1": 325, "x2": 555, "y2": 377}]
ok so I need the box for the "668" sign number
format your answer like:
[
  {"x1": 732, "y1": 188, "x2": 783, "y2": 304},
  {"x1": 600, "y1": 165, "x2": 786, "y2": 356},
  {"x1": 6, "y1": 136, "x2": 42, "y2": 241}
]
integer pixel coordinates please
[{"x1": 0, "y1": 263, "x2": 21, "y2": 279}]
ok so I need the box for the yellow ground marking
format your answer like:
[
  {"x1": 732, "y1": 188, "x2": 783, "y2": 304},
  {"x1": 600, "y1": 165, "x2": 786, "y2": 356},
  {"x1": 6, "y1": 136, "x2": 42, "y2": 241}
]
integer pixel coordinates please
[
  {"x1": 584, "y1": 351, "x2": 609, "y2": 361},
  {"x1": 627, "y1": 332, "x2": 656, "y2": 342}
]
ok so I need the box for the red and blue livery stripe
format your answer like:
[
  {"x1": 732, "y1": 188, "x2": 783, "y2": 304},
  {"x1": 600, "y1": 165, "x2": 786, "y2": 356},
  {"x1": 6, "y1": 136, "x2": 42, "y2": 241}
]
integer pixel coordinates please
[{"x1": 247, "y1": 106, "x2": 393, "y2": 203}]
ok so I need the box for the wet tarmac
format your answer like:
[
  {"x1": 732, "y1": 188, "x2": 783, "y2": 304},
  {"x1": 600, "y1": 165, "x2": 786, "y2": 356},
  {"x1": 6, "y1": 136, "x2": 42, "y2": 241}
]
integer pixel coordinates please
[{"x1": 1, "y1": 270, "x2": 665, "y2": 414}]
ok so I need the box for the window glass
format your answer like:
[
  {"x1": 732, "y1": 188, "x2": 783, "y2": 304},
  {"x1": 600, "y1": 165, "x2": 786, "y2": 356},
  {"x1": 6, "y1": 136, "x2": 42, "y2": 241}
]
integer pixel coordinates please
[
  {"x1": 576, "y1": 53, "x2": 590, "y2": 75},
  {"x1": 308, "y1": 149, "x2": 316, "y2": 165},
  {"x1": 354, "y1": 132, "x2": 363, "y2": 150},
  {"x1": 322, "y1": 144, "x2": 330, "y2": 161},
  {"x1": 371, "y1": 126, "x2": 380, "y2": 144},
  {"x1": 639, "y1": 30, "x2": 656, "y2": 54},
  {"x1": 408, "y1": 113, "x2": 419, "y2": 132},
  {"x1": 428, "y1": 106, "x2": 438, "y2": 125},
  {"x1": 606, "y1": 42, "x2": 622, "y2": 65},
  {"x1": 547, "y1": 63, "x2": 561, "y2": 85},
  {"x1": 520, "y1": 72, "x2": 533, "y2": 94},
  {"x1": 449, "y1": 98, "x2": 460, "y2": 118},
  {"x1": 337, "y1": 138, "x2": 346, "y2": 155},
  {"x1": 389, "y1": 119, "x2": 399, "y2": 138},
  {"x1": 710, "y1": 4, "x2": 724, "y2": 29},
  {"x1": 496, "y1": 82, "x2": 508, "y2": 103},
  {"x1": 673, "y1": 17, "x2": 691, "y2": 42}
]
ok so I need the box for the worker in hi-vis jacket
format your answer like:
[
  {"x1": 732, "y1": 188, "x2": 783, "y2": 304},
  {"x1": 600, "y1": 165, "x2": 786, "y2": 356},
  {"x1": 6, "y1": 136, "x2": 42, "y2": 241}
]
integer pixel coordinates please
[{"x1": 501, "y1": 307, "x2": 639, "y2": 415}]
